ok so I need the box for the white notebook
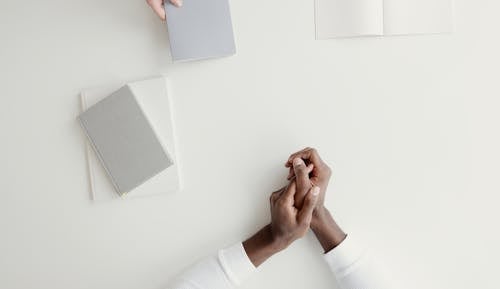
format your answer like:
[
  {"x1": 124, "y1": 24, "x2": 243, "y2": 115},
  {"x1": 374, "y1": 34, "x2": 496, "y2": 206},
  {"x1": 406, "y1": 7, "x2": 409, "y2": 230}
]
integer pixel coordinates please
[
  {"x1": 80, "y1": 77, "x2": 182, "y2": 201},
  {"x1": 315, "y1": 0, "x2": 454, "y2": 39}
]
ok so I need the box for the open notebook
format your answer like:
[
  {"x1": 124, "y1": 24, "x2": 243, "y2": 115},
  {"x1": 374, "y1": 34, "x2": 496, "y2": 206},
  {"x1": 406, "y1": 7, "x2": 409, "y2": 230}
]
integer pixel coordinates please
[
  {"x1": 79, "y1": 77, "x2": 181, "y2": 201},
  {"x1": 315, "y1": 0, "x2": 454, "y2": 39}
]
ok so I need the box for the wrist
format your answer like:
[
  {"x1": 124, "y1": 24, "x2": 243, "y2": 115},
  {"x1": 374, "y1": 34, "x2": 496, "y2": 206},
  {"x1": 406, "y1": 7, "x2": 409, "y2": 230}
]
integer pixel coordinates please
[
  {"x1": 263, "y1": 224, "x2": 290, "y2": 252},
  {"x1": 243, "y1": 225, "x2": 286, "y2": 267},
  {"x1": 310, "y1": 206, "x2": 330, "y2": 231},
  {"x1": 310, "y1": 207, "x2": 347, "y2": 253}
]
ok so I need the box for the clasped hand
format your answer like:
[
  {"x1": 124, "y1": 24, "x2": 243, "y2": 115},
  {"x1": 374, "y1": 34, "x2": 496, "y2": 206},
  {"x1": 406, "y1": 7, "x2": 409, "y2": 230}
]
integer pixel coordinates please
[{"x1": 243, "y1": 148, "x2": 342, "y2": 267}]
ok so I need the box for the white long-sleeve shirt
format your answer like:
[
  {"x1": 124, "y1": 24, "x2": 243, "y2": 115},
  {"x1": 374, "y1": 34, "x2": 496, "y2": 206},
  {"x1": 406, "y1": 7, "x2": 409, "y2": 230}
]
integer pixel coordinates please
[{"x1": 168, "y1": 235, "x2": 390, "y2": 289}]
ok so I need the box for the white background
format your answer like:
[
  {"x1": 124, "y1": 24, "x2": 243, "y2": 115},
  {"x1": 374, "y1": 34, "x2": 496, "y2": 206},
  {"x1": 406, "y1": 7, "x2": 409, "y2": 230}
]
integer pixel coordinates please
[{"x1": 1, "y1": 1, "x2": 499, "y2": 289}]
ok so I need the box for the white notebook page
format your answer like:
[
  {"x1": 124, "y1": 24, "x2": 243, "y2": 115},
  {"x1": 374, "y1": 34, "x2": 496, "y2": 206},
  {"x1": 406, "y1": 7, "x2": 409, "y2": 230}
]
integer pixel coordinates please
[
  {"x1": 315, "y1": 0, "x2": 384, "y2": 39},
  {"x1": 384, "y1": 0, "x2": 454, "y2": 35},
  {"x1": 315, "y1": 0, "x2": 453, "y2": 39}
]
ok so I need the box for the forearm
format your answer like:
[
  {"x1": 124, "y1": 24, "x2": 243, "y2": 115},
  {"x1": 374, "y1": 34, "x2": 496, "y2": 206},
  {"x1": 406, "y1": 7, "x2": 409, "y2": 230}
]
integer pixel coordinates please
[
  {"x1": 311, "y1": 207, "x2": 347, "y2": 253},
  {"x1": 242, "y1": 225, "x2": 286, "y2": 267}
]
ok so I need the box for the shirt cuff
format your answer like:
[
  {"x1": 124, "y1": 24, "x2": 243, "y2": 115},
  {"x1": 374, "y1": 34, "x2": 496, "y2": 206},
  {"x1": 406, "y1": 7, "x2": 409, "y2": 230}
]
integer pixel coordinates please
[
  {"x1": 324, "y1": 234, "x2": 367, "y2": 277},
  {"x1": 218, "y1": 242, "x2": 256, "y2": 286}
]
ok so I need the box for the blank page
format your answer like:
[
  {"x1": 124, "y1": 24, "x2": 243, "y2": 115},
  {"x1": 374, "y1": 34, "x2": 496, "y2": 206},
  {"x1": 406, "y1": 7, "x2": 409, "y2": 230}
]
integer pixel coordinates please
[
  {"x1": 315, "y1": 0, "x2": 384, "y2": 39},
  {"x1": 383, "y1": 0, "x2": 454, "y2": 35}
]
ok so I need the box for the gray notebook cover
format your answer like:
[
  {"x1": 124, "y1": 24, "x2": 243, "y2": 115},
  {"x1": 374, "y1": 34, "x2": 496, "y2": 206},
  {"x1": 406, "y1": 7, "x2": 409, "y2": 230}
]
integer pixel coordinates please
[
  {"x1": 78, "y1": 85, "x2": 173, "y2": 195},
  {"x1": 164, "y1": 0, "x2": 236, "y2": 62}
]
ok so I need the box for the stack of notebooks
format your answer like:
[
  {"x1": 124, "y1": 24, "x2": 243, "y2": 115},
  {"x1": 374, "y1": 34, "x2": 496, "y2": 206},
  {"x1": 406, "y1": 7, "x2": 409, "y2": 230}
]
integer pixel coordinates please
[{"x1": 78, "y1": 77, "x2": 181, "y2": 201}]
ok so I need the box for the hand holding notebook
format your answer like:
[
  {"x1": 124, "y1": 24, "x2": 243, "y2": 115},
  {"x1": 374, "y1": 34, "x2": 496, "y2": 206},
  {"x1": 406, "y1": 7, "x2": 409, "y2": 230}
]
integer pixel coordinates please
[
  {"x1": 147, "y1": 0, "x2": 236, "y2": 62},
  {"x1": 146, "y1": 0, "x2": 182, "y2": 21},
  {"x1": 164, "y1": 0, "x2": 236, "y2": 62}
]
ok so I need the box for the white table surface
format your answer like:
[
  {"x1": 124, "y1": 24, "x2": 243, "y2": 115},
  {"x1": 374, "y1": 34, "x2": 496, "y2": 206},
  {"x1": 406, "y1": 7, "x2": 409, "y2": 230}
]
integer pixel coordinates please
[{"x1": 1, "y1": 1, "x2": 499, "y2": 289}]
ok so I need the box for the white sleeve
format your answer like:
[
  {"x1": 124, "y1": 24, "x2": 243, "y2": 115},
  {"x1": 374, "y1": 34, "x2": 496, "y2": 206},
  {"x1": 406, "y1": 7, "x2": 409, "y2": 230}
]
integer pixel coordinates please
[
  {"x1": 168, "y1": 243, "x2": 256, "y2": 289},
  {"x1": 324, "y1": 235, "x2": 392, "y2": 289}
]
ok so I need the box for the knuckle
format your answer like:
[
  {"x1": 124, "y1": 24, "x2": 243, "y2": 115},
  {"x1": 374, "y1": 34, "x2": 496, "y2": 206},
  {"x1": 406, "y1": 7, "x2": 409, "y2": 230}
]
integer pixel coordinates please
[
  {"x1": 297, "y1": 166, "x2": 306, "y2": 173},
  {"x1": 295, "y1": 163, "x2": 306, "y2": 171}
]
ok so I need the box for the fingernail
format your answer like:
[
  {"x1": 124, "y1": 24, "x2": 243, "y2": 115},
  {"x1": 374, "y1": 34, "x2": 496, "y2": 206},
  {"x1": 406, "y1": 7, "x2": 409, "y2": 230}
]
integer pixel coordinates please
[
  {"x1": 173, "y1": 0, "x2": 183, "y2": 7},
  {"x1": 312, "y1": 187, "x2": 320, "y2": 196},
  {"x1": 293, "y1": 158, "x2": 302, "y2": 166}
]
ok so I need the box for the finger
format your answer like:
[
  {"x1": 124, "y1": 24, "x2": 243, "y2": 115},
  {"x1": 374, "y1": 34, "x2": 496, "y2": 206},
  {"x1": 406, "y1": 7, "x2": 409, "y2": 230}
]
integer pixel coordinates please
[
  {"x1": 293, "y1": 158, "x2": 311, "y2": 192},
  {"x1": 286, "y1": 148, "x2": 323, "y2": 168},
  {"x1": 288, "y1": 163, "x2": 314, "y2": 180},
  {"x1": 270, "y1": 186, "x2": 285, "y2": 206},
  {"x1": 297, "y1": 186, "x2": 320, "y2": 225},
  {"x1": 285, "y1": 148, "x2": 311, "y2": 168},
  {"x1": 280, "y1": 181, "x2": 297, "y2": 203},
  {"x1": 169, "y1": 0, "x2": 183, "y2": 7},
  {"x1": 287, "y1": 147, "x2": 314, "y2": 164},
  {"x1": 285, "y1": 147, "x2": 310, "y2": 167},
  {"x1": 270, "y1": 193, "x2": 279, "y2": 207},
  {"x1": 147, "y1": 0, "x2": 166, "y2": 20}
]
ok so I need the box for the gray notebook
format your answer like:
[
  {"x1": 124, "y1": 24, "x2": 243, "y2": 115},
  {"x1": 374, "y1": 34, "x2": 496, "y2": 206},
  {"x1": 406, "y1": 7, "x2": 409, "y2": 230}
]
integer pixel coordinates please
[
  {"x1": 78, "y1": 85, "x2": 173, "y2": 195},
  {"x1": 164, "y1": 0, "x2": 236, "y2": 62}
]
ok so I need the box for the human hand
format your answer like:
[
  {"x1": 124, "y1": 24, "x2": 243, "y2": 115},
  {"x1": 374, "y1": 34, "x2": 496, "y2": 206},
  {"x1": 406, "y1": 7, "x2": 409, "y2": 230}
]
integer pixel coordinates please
[
  {"x1": 285, "y1": 148, "x2": 346, "y2": 253},
  {"x1": 289, "y1": 157, "x2": 314, "y2": 210},
  {"x1": 269, "y1": 182, "x2": 320, "y2": 249},
  {"x1": 243, "y1": 183, "x2": 319, "y2": 266},
  {"x1": 146, "y1": 0, "x2": 183, "y2": 21},
  {"x1": 285, "y1": 148, "x2": 332, "y2": 215}
]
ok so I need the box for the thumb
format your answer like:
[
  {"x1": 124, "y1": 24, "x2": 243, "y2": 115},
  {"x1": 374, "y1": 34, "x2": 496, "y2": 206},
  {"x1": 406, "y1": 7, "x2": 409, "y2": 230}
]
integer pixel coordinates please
[
  {"x1": 147, "y1": 0, "x2": 167, "y2": 20},
  {"x1": 297, "y1": 186, "x2": 320, "y2": 225}
]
